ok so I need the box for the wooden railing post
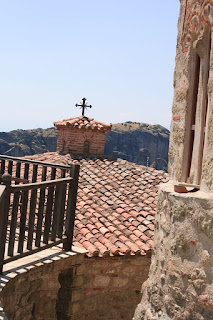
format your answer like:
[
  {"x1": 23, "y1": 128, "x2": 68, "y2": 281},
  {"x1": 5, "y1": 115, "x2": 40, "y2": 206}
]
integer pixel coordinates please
[
  {"x1": 63, "y1": 164, "x2": 80, "y2": 251},
  {"x1": 0, "y1": 174, "x2": 11, "y2": 274}
]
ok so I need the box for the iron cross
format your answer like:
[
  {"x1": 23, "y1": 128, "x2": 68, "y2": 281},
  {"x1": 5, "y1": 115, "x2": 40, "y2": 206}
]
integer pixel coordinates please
[{"x1": 75, "y1": 98, "x2": 92, "y2": 116}]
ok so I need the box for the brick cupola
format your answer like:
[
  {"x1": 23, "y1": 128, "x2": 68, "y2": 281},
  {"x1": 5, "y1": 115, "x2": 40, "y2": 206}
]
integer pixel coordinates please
[{"x1": 54, "y1": 116, "x2": 111, "y2": 156}]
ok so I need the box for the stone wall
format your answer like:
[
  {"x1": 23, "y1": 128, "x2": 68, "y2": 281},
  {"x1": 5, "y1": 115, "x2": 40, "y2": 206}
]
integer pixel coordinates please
[
  {"x1": 133, "y1": 2, "x2": 213, "y2": 319},
  {"x1": 0, "y1": 253, "x2": 150, "y2": 320},
  {"x1": 80, "y1": 256, "x2": 151, "y2": 320},
  {"x1": 133, "y1": 182, "x2": 213, "y2": 320},
  {"x1": 168, "y1": 0, "x2": 213, "y2": 190},
  {"x1": 0, "y1": 252, "x2": 85, "y2": 320},
  {"x1": 57, "y1": 127, "x2": 106, "y2": 156}
]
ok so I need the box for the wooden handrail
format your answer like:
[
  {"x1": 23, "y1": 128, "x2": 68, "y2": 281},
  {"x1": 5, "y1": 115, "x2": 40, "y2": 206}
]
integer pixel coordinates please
[
  {"x1": 0, "y1": 174, "x2": 29, "y2": 184},
  {"x1": 0, "y1": 155, "x2": 71, "y2": 170},
  {"x1": 11, "y1": 177, "x2": 73, "y2": 193}
]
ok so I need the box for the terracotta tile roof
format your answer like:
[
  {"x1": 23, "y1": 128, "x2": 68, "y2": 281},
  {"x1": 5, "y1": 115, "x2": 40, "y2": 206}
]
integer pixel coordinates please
[
  {"x1": 54, "y1": 116, "x2": 112, "y2": 131},
  {"x1": 24, "y1": 152, "x2": 168, "y2": 257}
]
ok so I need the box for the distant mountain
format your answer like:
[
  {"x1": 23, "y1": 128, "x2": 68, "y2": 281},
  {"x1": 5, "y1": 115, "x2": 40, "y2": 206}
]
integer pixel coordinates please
[{"x1": 0, "y1": 121, "x2": 169, "y2": 170}]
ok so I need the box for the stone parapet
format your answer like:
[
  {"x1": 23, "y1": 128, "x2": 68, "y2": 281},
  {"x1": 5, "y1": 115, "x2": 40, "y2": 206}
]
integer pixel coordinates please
[
  {"x1": 0, "y1": 246, "x2": 87, "y2": 320},
  {"x1": 133, "y1": 182, "x2": 213, "y2": 320},
  {"x1": 0, "y1": 246, "x2": 150, "y2": 320}
]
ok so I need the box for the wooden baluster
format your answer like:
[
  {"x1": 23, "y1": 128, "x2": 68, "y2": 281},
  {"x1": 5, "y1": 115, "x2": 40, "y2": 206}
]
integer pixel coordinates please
[
  {"x1": 57, "y1": 169, "x2": 67, "y2": 238},
  {"x1": 43, "y1": 167, "x2": 56, "y2": 244},
  {"x1": 27, "y1": 165, "x2": 38, "y2": 250},
  {"x1": 18, "y1": 163, "x2": 29, "y2": 253},
  {"x1": 35, "y1": 166, "x2": 47, "y2": 247},
  {"x1": 0, "y1": 174, "x2": 11, "y2": 274},
  {"x1": 8, "y1": 162, "x2": 21, "y2": 256},
  {"x1": 0, "y1": 160, "x2": 5, "y2": 183},
  {"x1": 63, "y1": 164, "x2": 80, "y2": 251},
  {"x1": 8, "y1": 160, "x2": 13, "y2": 176},
  {"x1": 51, "y1": 183, "x2": 63, "y2": 241},
  {"x1": 15, "y1": 162, "x2": 21, "y2": 181}
]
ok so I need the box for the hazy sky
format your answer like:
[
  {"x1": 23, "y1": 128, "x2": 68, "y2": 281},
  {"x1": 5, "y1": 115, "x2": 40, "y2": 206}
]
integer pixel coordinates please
[{"x1": 0, "y1": 1, "x2": 180, "y2": 132}]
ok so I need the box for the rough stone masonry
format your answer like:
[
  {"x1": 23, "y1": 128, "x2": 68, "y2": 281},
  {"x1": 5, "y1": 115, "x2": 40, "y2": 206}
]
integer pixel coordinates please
[{"x1": 133, "y1": 1, "x2": 213, "y2": 319}]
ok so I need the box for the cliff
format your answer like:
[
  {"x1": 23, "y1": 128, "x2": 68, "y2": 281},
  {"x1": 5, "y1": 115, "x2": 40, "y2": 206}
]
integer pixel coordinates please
[
  {"x1": 105, "y1": 122, "x2": 169, "y2": 170},
  {"x1": 0, "y1": 122, "x2": 169, "y2": 170},
  {"x1": 0, "y1": 128, "x2": 57, "y2": 157}
]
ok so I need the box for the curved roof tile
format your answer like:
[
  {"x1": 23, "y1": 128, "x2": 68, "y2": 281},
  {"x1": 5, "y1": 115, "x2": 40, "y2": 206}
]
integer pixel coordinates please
[{"x1": 54, "y1": 116, "x2": 112, "y2": 131}]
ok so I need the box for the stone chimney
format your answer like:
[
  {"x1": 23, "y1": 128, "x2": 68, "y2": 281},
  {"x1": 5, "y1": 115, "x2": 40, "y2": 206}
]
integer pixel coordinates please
[{"x1": 54, "y1": 116, "x2": 111, "y2": 156}]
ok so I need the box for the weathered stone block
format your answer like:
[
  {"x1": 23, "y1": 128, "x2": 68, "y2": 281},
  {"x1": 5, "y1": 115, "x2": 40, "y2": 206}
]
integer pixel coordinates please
[
  {"x1": 93, "y1": 275, "x2": 110, "y2": 287},
  {"x1": 72, "y1": 275, "x2": 84, "y2": 288},
  {"x1": 112, "y1": 277, "x2": 128, "y2": 287}
]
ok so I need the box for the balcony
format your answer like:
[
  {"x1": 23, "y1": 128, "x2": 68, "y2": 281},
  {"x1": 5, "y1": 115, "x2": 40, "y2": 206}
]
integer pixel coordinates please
[{"x1": 0, "y1": 155, "x2": 80, "y2": 274}]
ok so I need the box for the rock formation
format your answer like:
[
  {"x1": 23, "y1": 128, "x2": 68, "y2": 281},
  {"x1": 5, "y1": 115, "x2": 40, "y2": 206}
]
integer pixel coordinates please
[
  {"x1": 105, "y1": 122, "x2": 169, "y2": 169},
  {"x1": 0, "y1": 128, "x2": 57, "y2": 157},
  {"x1": 0, "y1": 122, "x2": 169, "y2": 170}
]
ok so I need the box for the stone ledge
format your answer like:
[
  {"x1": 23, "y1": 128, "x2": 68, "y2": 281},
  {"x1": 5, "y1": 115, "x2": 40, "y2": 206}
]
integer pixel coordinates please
[
  {"x1": 0, "y1": 303, "x2": 7, "y2": 320},
  {"x1": 159, "y1": 181, "x2": 213, "y2": 201}
]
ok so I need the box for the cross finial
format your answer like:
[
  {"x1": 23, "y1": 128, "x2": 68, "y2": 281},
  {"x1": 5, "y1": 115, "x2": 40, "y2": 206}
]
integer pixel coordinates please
[{"x1": 75, "y1": 98, "x2": 92, "y2": 117}]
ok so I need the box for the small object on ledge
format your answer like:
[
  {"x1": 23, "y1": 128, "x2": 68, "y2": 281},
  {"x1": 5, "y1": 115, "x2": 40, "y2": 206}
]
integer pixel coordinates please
[
  {"x1": 173, "y1": 181, "x2": 200, "y2": 193},
  {"x1": 174, "y1": 185, "x2": 188, "y2": 193}
]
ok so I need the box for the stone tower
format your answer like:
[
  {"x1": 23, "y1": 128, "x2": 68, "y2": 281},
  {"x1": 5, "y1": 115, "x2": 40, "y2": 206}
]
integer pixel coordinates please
[
  {"x1": 54, "y1": 116, "x2": 111, "y2": 156},
  {"x1": 134, "y1": 1, "x2": 213, "y2": 319}
]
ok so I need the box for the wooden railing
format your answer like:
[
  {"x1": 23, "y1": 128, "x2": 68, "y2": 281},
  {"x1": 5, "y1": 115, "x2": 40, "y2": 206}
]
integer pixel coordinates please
[{"x1": 0, "y1": 155, "x2": 80, "y2": 274}]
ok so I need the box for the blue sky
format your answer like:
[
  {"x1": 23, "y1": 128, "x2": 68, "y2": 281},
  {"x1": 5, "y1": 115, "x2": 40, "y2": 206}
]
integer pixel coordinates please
[{"x1": 0, "y1": 1, "x2": 180, "y2": 132}]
